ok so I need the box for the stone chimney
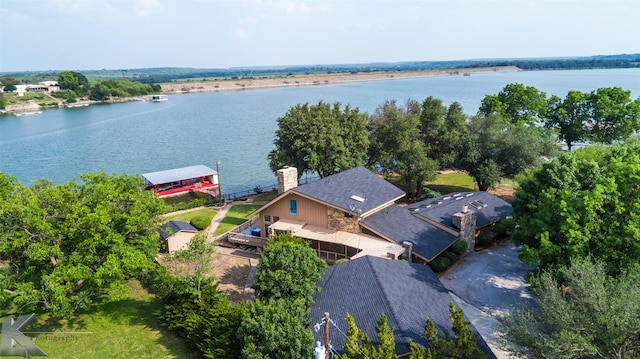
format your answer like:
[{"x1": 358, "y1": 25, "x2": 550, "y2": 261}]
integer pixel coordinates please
[
  {"x1": 402, "y1": 241, "x2": 413, "y2": 263},
  {"x1": 452, "y1": 204, "x2": 477, "y2": 252},
  {"x1": 277, "y1": 166, "x2": 298, "y2": 194}
]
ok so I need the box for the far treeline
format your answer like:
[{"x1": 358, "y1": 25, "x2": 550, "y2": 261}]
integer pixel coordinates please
[
  {"x1": 269, "y1": 83, "x2": 640, "y2": 198},
  {"x1": 1, "y1": 53, "x2": 638, "y2": 84},
  {"x1": 0, "y1": 71, "x2": 161, "y2": 106}
]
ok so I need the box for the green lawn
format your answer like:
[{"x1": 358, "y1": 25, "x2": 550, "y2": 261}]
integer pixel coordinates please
[
  {"x1": 21, "y1": 280, "x2": 196, "y2": 359},
  {"x1": 425, "y1": 171, "x2": 478, "y2": 194},
  {"x1": 252, "y1": 190, "x2": 279, "y2": 204},
  {"x1": 214, "y1": 204, "x2": 262, "y2": 236},
  {"x1": 163, "y1": 207, "x2": 218, "y2": 223}
]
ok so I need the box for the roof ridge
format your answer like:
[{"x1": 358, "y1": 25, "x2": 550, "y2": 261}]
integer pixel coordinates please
[{"x1": 367, "y1": 257, "x2": 409, "y2": 335}]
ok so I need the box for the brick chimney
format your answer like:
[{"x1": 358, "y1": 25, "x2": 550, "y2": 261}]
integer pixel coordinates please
[
  {"x1": 277, "y1": 166, "x2": 298, "y2": 194},
  {"x1": 452, "y1": 204, "x2": 477, "y2": 252}
]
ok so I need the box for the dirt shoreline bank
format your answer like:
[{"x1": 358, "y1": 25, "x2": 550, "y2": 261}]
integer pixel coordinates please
[
  {"x1": 160, "y1": 66, "x2": 520, "y2": 95},
  {"x1": 1, "y1": 66, "x2": 519, "y2": 115}
]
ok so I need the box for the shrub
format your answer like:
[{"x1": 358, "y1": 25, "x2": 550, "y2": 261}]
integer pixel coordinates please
[
  {"x1": 442, "y1": 251, "x2": 458, "y2": 261},
  {"x1": 477, "y1": 235, "x2": 494, "y2": 247},
  {"x1": 450, "y1": 240, "x2": 468, "y2": 255},
  {"x1": 492, "y1": 218, "x2": 515, "y2": 236},
  {"x1": 333, "y1": 258, "x2": 349, "y2": 265},
  {"x1": 429, "y1": 257, "x2": 451, "y2": 272},
  {"x1": 253, "y1": 185, "x2": 263, "y2": 194},
  {"x1": 190, "y1": 216, "x2": 210, "y2": 230},
  {"x1": 420, "y1": 188, "x2": 441, "y2": 200}
]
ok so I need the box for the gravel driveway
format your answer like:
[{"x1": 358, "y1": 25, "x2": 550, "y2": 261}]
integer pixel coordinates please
[{"x1": 440, "y1": 242, "x2": 536, "y2": 358}]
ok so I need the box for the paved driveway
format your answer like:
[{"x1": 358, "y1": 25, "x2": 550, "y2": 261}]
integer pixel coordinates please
[{"x1": 440, "y1": 242, "x2": 536, "y2": 358}]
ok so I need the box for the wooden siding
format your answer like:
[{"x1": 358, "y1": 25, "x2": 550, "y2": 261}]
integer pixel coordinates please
[{"x1": 258, "y1": 193, "x2": 329, "y2": 233}]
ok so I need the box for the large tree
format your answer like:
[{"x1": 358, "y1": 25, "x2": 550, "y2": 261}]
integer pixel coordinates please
[
  {"x1": 480, "y1": 83, "x2": 548, "y2": 127},
  {"x1": 499, "y1": 257, "x2": 640, "y2": 359},
  {"x1": 420, "y1": 97, "x2": 469, "y2": 169},
  {"x1": 459, "y1": 114, "x2": 557, "y2": 191},
  {"x1": 0, "y1": 171, "x2": 165, "y2": 317},
  {"x1": 157, "y1": 282, "x2": 245, "y2": 359},
  {"x1": 238, "y1": 298, "x2": 314, "y2": 359},
  {"x1": 585, "y1": 87, "x2": 640, "y2": 144},
  {"x1": 511, "y1": 145, "x2": 640, "y2": 275},
  {"x1": 160, "y1": 233, "x2": 216, "y2": 302},
  {"x1": 368, "y1": 100, "x2": 438, "y2": 199},
  {"x1": 252, "y1": 234, "x2": 327, "y2": 305},
  {"x1": 268, "y1": 101, "x2": 369, "y2": 178},
  {"x1": 546, "y1": 91, "x2": 590, "y2": 151},
  {"x1": 57, "y1": 71, "x2": 89, "y2": 95}
]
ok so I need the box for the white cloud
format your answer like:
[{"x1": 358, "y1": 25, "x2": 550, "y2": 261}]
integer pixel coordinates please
[
  {"x1": 133, "y1": 0, "x2": 163, "y2": 17},
  {"x1": 235, "y1": 27, "x2": 250, "y2": 38}
]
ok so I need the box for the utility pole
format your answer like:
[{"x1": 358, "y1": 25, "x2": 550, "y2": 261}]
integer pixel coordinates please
[{"x1": 324, "y1": 312, "x2": 331, "y2": 359}]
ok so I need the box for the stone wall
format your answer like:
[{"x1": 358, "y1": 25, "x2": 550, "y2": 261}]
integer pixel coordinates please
[{"x1": 327, "y1": 207, "x2": 360, "y2": 233}]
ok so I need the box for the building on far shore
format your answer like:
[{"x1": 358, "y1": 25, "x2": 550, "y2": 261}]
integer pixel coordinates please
[{"x1": 140, "y1": 165, "x2": 219, "y2": 197}]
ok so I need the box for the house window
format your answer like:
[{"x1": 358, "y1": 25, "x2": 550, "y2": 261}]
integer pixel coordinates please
[
  {"x1": 290, "y1": 199, "x2": 297, "y2": 215},
  {"x1": 273, "y1": 216, "x2": 279, "y2": 222},
  {"x1": 264, "y1": 215, "x2": 271, "y2": 222},
  {"x1": 344, "y1": 212, "x2": 353, "y2": 218}
]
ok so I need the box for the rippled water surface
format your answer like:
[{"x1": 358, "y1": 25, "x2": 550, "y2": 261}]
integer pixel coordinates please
[{"x1": 1, "y1": 68, "x2": 638, "y2": 195}]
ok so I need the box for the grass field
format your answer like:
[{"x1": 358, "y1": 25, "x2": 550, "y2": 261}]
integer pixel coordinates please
[
  {"x1": 163, "y1": 207, "x2": 218, "y2": 223},
  {"x1": 21, "y1": 280, "x2": 196, "y2": 359},
  {"x1": 425, "y1": 171, "x2": 478, "y2": 194},
  {"x1": 214, "y1": 204, "x2": 262, "y2": 236}
]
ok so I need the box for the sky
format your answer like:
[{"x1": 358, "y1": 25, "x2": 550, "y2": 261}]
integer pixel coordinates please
[{"x1": 1, "y1": 0, "x2": 639, "y2": 72}]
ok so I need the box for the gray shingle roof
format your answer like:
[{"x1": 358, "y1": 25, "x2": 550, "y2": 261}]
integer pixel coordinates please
[
  {"x1": 361, "y1": 192, "x2": 512, "y2": 261},
  {"x1": 408, "y1": 191, "x2": 513, "y2": 229},
  {"x1": 310, "y1": 256, "x2": 495, "y2": 358},
  {"x1": 140, "y1": 165, "x2": 215, "y2": 185},
  {"x1": 158, "y1": 220, "x2": 198, "y2": 239},
  {"x1": 361, "y1": 204, "x2": 458, "y2": 261},
  {"x1": 292, "y1": 166, "x2": 405, "y2": 215}
]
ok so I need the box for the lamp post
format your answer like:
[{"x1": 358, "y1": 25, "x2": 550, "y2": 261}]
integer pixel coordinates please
[{"x1": 216, "y1": 161, "x2": 223, "y2": 204}]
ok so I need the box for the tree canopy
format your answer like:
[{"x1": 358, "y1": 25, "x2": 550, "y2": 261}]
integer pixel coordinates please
[
  {"x1": 459, "y1": 114, "x2": 558, "y2": 190},
  {"x1": 499, "y1": 257, "x2": 640, "y2": 359},
  {"x1": 585, "y1": 87, "x2": 640, "y2": 144},
  {"x1": 511, "y1": 144, "x2": 640, "y2": 275},
  {"x1": 480, "y1": 83, "x2": 548, "y2": 127},
  {"x1": 57, "y1": 71, "x2": 89, "y2": 95},
  {"x1": 367, "y1": 100, "x2": 438, "y2": 199},
  {"x1": 341, "y1": 304, "x2": 486, "y2": 359},
  {"x1": 252, "y1": 234, "x2": 327, "y2": 305},
  {"x1": 241, "y1": 234, "x2": 325, "y2": 359},
  {"x1": 268, "y1": 101, "x2": 369, "y2": 179},
  {"x1": 546, "y1": 91, "x2": 590, "y2": 151},
  {"x1": 0, "y1": 171, "x2": 166, "y2": 317},
  {"x1": 420, "y1": 97, "x2": 469, "y2": 169},
  {"x1": 238, "y1": 298, "x2": 314, "y2": 359}
]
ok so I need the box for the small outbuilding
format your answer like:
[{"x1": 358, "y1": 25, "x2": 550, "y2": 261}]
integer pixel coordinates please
[
  {"x1": 141, "y1": 165, "x2": 219, "y2": 196},
  {"x1": 158, "y1": 220, "x2": 199, "y2": 252}
]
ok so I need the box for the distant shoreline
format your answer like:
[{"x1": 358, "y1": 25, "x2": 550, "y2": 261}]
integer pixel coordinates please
[
  {"x1": 159, "y1": 66, "x2": 521, "y2": 95},
  {"x1": 0, "y1": 66, "x2": 519, "y2": 115}
]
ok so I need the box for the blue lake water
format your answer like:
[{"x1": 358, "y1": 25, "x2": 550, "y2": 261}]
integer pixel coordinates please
[{"x1": 1, "y1": 68, "x2": 638, "y2": 196}]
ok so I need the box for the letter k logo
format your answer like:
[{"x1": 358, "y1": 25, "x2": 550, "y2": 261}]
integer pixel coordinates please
[{"x1": 1, "y1": 314, "x2": 47, "y2": 357}]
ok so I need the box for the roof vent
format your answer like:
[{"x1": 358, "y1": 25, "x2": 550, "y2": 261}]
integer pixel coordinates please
[{"x1": 350, "y1": 195, "x2": 365, "y2": 203}]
